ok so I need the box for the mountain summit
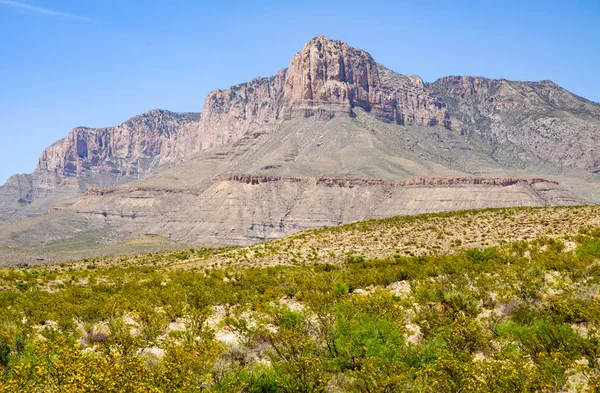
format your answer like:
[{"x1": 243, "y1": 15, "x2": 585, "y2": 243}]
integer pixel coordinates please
[
  {"x1": 0, "y1": 36, "x2": 599, "y2": 248},
  {"x1": 170, "y1": 36, "x2": 600, "y2": 168},
  {"x1": 165, "y1": 36, "x2": 453, "y2": 161},
  {"x1": 284, "y1": 36, "x2": 451, "y2": 127}
]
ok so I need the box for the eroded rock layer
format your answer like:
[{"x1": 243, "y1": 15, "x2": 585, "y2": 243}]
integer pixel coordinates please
[
  {"x1": 1, "y1": 35, "x2": 600, "y2": 249},
  {"x1": 5, "y1": 175, "x2": 574, "y2": 249}
]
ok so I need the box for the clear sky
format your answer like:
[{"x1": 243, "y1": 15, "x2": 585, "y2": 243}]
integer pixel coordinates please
[{"x1": 0, "y1": 0, "x2": 599, "y2": 185}]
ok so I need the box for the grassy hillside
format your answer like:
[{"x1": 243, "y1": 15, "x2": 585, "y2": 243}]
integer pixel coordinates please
[
  {"x1": 1, "y1": 206, "x2": 600, "y2": 391},
  {"x1": 192, "y1": 205, "x2": 600, "y2": 269}
]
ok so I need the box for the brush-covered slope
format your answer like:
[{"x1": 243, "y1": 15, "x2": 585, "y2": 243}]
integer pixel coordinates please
[
  {"x1": 2, "y1": 206, "x2": 600, "y2": 391},
  {"x1": 208, "y1": 205, "x2": 600, "y2": 269}
]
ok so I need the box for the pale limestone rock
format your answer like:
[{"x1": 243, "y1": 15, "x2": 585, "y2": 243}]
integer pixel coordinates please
[{"x1": 388, "y1": 280, "x2": 411, "y2": 297}]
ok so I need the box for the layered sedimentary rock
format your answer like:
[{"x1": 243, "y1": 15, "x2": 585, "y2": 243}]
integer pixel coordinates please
[
  {"x1": 282, "y1": 37, "x2": 452, "y2": 128},
  {"x1": 2, "y1": 35, "x2": 600, "y2": 249},
  {"x1": 219, "y1": 174, "x2": 557, "y2": 188},
  {"x1": 39, "y1": 109, "x2": 199, "y2": 178},
  {"x1": 15, "y1": 174, "x2": 575, "y2": 249},
  {"x1": 0, "y1": 110, "x2": 200, "y2": 221},
  {"x1": 429, "y1": 76, "x2": 600, "y2": 169},
  {"x1": 164, "y1": 74, "x2": 285, "y2": 158}
]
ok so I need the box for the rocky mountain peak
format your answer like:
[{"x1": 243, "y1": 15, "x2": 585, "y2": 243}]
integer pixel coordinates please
[
  {"x1": 191, "y1": 36, "x2": 453, "y2": 147},
  {"x1": 283, "y1": 36, "x2": 380, "y2": 117},
  {"x1": 287, "y1": 36, "x2": 378, "y2": 92}
]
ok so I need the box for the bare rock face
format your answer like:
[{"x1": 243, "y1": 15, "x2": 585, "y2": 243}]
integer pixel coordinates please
[
  {"x1": 39, "y1": 109, "x2": 199, "y2": 178},
  {"x1": 429, "y1": 76, "x2": 600, "y2": 170},
  {"x1": 0, "y1": 110, "x2": 200, "y2": 221},
  {"x1": 163, "y1": 37, "x2": 600, "y2": 171},
  {"x1": 184, "y1": 36, "x2": 600, "y2": 174},
  {"x1": 164, "y1": 73, "x2": 286, "y2": 158},
  {"x1": 283, "y1": 36, "x2": 452, "y2": 128},
  {"x1": 219, "y1": 174, "x2": 557, "y2": 188},
  {"x1": 283, "y1": 36, "x2": 376, "y2": 117}
]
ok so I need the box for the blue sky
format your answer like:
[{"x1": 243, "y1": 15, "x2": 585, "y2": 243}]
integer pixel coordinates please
[{"x1": 0, "y1": 0, "x2": 599, "y2": 184}]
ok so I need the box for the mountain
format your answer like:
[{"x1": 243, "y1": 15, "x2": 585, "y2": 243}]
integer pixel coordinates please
[
  {"x1": 0, "y1": 36, "x2": 599, "y2": 249},
  {"x1": 0, "y1": 109, "x2": 200, "y2": 221},
  {"x1": 165, "y1": 36, "x2": 455, "y2": 161},
  {"x1": 429, "y1": 76, "x2": 600, "y2": 170}
]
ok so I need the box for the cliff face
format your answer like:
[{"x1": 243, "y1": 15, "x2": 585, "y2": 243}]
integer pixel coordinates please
[
  {"x1": 283, "y1": 37, "x2": 452, "y2": 127},
  {"x1": 164, "y1": 73, "x2": 286, "y2": 158},
  {"x1": 39, "y1": 109, "x2": 200, "y2": 178},
  {"x1": 429, "y1": 76, "x2": 600, "y2": 170},
  {"x1": 0, "y1": 110, "x2": 200, "y2": 221},
  {"x1": 3, "y1": 35, "x2": 600, "y2": 225},
  {"x1": 18, "y1": 36, "x2": 600, "y2": 197},
  {"x1": 219, "y1": 174, "x2": 556, "y2": 188}
]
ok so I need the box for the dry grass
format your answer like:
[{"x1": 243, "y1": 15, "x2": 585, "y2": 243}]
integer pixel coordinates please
[
  {"x1": 9, "y1": 205, "x2": 600, "y2": 275},
  {"x1": 179, "y1": 205, "x2": 600, "y2": 269}
]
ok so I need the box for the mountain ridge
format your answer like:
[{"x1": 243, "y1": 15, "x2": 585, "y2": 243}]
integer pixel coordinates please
[
  {"x1": 0, "y1": 109, "x2": 200, "y2": 221},
  {"x1": 1, "y1": 35, "x2": 599, "y2": 248}
]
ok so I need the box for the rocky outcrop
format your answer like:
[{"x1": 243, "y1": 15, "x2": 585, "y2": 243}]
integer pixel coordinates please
[
  {"x1": 188, "y1": 36, "x2": 600, "y2": 173},
  {"x1": 83, "y1": 187, "x2": 204, "y2": 197},
  {"x1": 164, "y1": 74, "x2": 286, "y2": 158},
  {"x1": 429, "y1": 76, "x2": 600, "y2": 170},
  {"x1": 219, "y1": 174, "x2": 557, "y2": 188},
  {"x1": 0, "y1": 109, "x2": 200, "y2": 221},
  {"x1": 39, "y1": 109, "x2": 199, "y2": 178},
  {"x1": 283, "y1": 37, "x2": 453, "y2": 127}
]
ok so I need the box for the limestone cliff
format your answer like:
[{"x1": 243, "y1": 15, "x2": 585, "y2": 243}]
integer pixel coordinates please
[
  {"x1": 283, "y1": 37, "x2": 452, "y2": 127},
  {"x1": 39, "y1": 109, "x2": 199, "y2": 178},
  {"x1": 429, "y1": 76, "x2": 600, "y2": 170},
  {"x1": 0, "y1": 110, "x2": 199, "y2": 221}
]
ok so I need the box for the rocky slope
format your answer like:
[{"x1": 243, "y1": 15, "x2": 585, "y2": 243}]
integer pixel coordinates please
[
  {"x1": 1, "y1": 36, "x2": 600, "y2": 247},
  {"x1": 429, "y1": 76, "x2": 600, "y2": 170},
  {"x1": 0, "y1": 110, "x2": 200, "y2": 221},
  {"x1": 0, "y1": 174, "x2": 580, "y2": 249}
]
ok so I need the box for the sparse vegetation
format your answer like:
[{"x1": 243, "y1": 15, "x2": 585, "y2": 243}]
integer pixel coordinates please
[{"x1": 1, "y1": 206, "x2": 600, "y2": 391}]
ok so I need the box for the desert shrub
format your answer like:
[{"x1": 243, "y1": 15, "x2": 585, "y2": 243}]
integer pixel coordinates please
[
  {"x1": 465, "y1": 248, "x2": 499, "y2": 264},
  {"x1": 345, "y1": 251, "x2": 365, "y2": 265},
  {"x1": 1, "y1": 223, "x2": 600, "y2": 391},
  {"x1": 578, "y1": 240, "x2": 600, "y2": 259},
  {"x1": 0, "y1": 336, "x2": 10, "y2": 368}
]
